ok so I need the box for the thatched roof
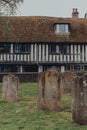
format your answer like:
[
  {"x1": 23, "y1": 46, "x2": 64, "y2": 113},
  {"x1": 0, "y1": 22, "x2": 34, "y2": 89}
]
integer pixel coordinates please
[{"x1": 0, "y1": 16, "x2": 87, "y2": 43}]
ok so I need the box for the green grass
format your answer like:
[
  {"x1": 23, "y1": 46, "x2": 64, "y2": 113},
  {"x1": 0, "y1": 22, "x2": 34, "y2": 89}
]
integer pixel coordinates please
[{"x1": 0, "y1": 82, "x2": 87, "y2": 130}]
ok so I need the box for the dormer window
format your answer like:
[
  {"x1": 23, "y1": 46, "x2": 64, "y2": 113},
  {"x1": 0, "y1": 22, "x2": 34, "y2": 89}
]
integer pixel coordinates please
[{"x1": 54, "y1": 23, "x2": 69, "y2": 34}]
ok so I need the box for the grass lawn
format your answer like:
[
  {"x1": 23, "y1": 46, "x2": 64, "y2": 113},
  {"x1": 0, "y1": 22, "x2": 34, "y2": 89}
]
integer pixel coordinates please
[{"x1": 0, "y1": 82, "x2": 87, "y2": 130}]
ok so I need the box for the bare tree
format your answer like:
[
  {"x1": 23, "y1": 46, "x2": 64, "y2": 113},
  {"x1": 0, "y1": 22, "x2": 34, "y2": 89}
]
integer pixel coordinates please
[
  {"x1": 0, "y1": 0, "x2": 23, "y2": 42},
  {"x1": 0, "y1": 0, "x2": 23, "y2": 15},
  {"x1": 0, "y1": 1, "x2": 23, "y2": 67}
]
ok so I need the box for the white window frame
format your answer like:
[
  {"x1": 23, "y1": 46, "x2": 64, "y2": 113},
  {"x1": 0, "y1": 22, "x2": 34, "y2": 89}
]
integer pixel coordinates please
[{"x1": 55, "y1": 24, "x2": 69, "y2": 34}]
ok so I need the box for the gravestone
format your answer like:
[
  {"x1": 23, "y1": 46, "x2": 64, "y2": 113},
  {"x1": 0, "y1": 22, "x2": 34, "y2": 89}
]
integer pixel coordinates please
[
  {"x1": 37, "y1": 67, "x2": 62, "y2": 111},
  {"x1": 62, "y1": 72, "x2": 76, "y2": 93},
  {"x1": 2, "y1": 74, "x2": 19, "y2": 102},
  {"x1": 72, "y1": 73, "x2": 87, "y2": 125}
]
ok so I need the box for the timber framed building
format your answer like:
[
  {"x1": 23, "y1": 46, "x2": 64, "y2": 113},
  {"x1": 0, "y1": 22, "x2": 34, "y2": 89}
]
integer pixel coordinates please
[{"x1": 0, "y1": 8, "x2": 87, "y2": 73}]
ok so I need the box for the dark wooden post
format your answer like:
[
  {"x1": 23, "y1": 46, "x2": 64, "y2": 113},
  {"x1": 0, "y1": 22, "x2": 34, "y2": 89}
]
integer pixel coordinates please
[
  {"x1": 37, "y1": 67, "x2": 62, "y2": 111},
  {"x1": 72, "y1": 73, "x2": 87, "y2": 125}
]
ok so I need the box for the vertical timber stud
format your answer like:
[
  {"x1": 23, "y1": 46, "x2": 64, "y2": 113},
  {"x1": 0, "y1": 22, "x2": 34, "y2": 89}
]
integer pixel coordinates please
[
  {"x1": 72, "y1": 73, "x2": 87, "y2": 125},
  {"x1": 37, "y1": 67, "x2": 63, "y2": 111}
]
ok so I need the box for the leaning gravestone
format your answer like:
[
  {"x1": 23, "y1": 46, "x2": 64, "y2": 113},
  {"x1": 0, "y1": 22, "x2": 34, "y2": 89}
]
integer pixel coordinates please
[
  {"x1": 2, "y1": 74, "x2": 19, "y2": 102},
  {"x1": 37, "y1": 67, "x2": 62, "y2": 111},
  {"x1": 72, "y1": 73, "x2": 87, "y2": 125}
]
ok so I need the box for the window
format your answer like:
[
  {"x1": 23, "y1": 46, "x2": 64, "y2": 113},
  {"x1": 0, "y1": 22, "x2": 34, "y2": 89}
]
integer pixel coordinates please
[
  {"x1": 59, "y1": 45, "x2": 68, "y2": 54},
  {"x1": 0, "y1": 43, "x2": 10, "y2": 53},
  {"x1": 70, "y1": 65, "x2": 74, "y2": 71},
  {"x1": 49, "y1": 44, "x2": 68, "y2": 54},
  {"x1": 14, "y1": 43, "x2": 31, "y2": 53},
  {"x1": 49, "y1": 44, "x2": 56, "y2": 53},
  {"x1": 54, "y1": 24, "x2": 69, "y2": 34},
  {"x1": 75, "y1": 65, "x2": 84, "y2": 71}
]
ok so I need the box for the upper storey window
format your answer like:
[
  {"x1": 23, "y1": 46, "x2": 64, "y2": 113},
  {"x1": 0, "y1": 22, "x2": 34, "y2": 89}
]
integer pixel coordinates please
[
  {"x1": 54, "y1": 24, "x2": 69, "y2": 34},
  {"x1": 14, "y1": 43, "x2": 31, "y2": 53},
  {"x1": 0, "y1": 43, "x2": 10, "y2": 53}
]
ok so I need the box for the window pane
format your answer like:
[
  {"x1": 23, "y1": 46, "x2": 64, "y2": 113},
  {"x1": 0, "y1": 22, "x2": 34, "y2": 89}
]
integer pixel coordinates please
[
  {"x1": 14, "y1": 43, "x2": 31, "y2": 53},
  {"x1": 59, "y1": 45, "x2": 67, "y2": 54},
  {"x1": 59, "y1": 25, "x2": 66, "y2": 33},
  {"x1": 55, "y1": 24, "x2": 69, "y2": 34},
  {"x1": 14, "y1": 44, "x2": 21, "y2": 53},
  {"x1": 0, "y1": 43, "x2": 10, "y2": 53},
  {"x1": 49, "y1": 44, "x2": 56, "y2": 53}
]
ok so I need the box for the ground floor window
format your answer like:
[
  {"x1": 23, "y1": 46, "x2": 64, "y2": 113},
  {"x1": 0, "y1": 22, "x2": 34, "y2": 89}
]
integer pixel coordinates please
[
  {"x1": 38, "y1": 65, "x2": 86, "y2": 72},
  {"x1": 43, "y1": 65, "x2": 61, "y2": 72},
  {"x1": 0, "y1": 65, "x2": 17, "y2": 73},
  {"x1": 0, "y1": 64, "x2": 87, "y2": 73},
  {"x1": 0, "y1": 64, "x2": 38, "y2": 73},
  {"x1": 65, "y1": 65, "x2": 86, "y2": 71},
  {"x1": 22, "y1": 65, "x2": 38, "y2": 72}
]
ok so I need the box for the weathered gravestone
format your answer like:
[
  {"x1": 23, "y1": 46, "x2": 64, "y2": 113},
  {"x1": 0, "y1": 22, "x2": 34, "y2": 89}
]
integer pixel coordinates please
[
  {"x1": 2, "y1": 74, "x2": 19, "y2": 102},
  {"x1": 37, "y1": 67, "x2": 62, "y2": 111},
  {"x1": 72, "y1": 73, "x2": 87, "y2": 125},
  {"x1": 62, "y1": 72, "x2": 76, "y2": 93}
]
